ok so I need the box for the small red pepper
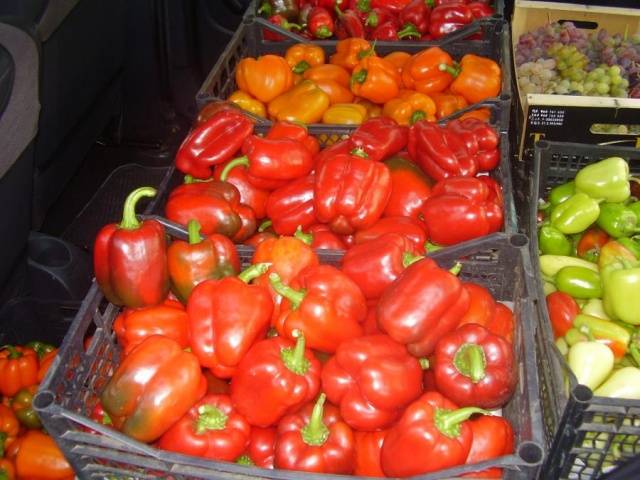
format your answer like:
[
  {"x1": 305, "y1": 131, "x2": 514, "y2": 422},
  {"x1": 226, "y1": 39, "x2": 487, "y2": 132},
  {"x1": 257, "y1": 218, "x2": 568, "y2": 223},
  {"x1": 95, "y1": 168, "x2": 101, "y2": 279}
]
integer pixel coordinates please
[
  {"x1": 462, "y1": 415, "x2": 514, "y2": 478},
  {"x1": 275, "y1": 394, "x2": 355, "y2": 474},
  {"x1": 94, "y1": 187, "x2": 169, "y2": 308},
  {"x1": 577, "y1": 227, "x2": 610, "y2": 263},
  {"x1": 175, "y1": 110, "x2": 254, "y2": 179},
  {"x1": 335, "y1": 7, "x2": 366, "y2": 39},
  {"x1": 354, "y1": 430, "x2": 387, "y2": 477},
  {"x1": 546, "y1": 291, "x2": 580, "y2": 339},
  {"x1": 433, "y1": 323, "x2": 517, "y2": 409},
  {"x1": 381, "y1": 391, "x2": 488, "y2": 476},
  {"x1": 308, "y1": 6, "x2": 335, "y2": 38},
  {"x1": 321, "y1": 334, "x2": 425, "y2": 430},
  {"x1": 187, "y1": 263, "x2": 273, "y2": 378},
  {"x1": 265, "y1": 174, "x2": 316, "y2": 236},
  {"x1": 264, "y1": 14, "x2": 302, "y2": 42},
  {"x1": 354, "y1": 216, "x2": 428, "y2": 254},
  {"x1": 230, "y1": 332, "x2": 321, "y2": 427},
  {"x1": 349, "y1": 117, "x2": 408, "y2": 163},
  {"x1": 429, "y1": 3, "x2": 473, "y2": 39},
  {"x1": 399, "y1": 0, "x2": 431, "y2": 34},
  {"x1": 158, "y1": 394, "x2": 250, "y2": 461}
]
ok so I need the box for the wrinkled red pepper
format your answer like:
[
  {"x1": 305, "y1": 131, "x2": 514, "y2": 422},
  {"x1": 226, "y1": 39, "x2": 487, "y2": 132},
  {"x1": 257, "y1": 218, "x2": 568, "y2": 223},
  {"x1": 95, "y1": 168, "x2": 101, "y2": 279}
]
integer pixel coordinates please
[
  {"x1": 354, "y1": 216, "x2": 428, "y2": 254},
  {"x1": 265, "y1": 174, "x2": 316, "y2": 236},
  {"x1": 448, "y1": 118, "x2": 500, "y2": 171},
  {"x1": 429, "y1": 3, "x2": 473, "y2": 39},
  {"x1": 267, "y1": 121, "x2": 320, "y2": 157},
  {"x1": 349, "y1": 118, "x2": 408, "y2": 163},
  {"x1": 308, "y1": 6, "x2": 335, "y2": 38}
]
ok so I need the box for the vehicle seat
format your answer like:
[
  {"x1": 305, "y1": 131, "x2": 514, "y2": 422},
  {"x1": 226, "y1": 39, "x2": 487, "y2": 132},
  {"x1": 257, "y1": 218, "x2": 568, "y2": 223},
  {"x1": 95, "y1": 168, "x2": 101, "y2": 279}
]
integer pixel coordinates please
[{"x1": 0, "y1": 20, "x2": 40, "y2": 292}]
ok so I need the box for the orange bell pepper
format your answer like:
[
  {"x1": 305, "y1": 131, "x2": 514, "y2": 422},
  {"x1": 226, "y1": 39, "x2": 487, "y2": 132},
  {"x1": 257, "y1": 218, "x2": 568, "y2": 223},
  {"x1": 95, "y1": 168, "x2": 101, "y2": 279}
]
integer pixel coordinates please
[
  {"x1": 442, "y1": 54, "x2": 501, "y2": 104},
  {"x1": 304, "y1": 64, "x2": 351, "y2": 88},
  {"x1": 384, "y1": 51, "x2": 412, "y2": 74},
  {"x1": 0, "y1": 346, "x2": 38, "y2": 398},
  {"x1": 315, "y1": 79, "x2": 354, "y2": 104},
  {"x1": 383, "y1": 90, "x2": 437, "y2": 125},
  {"x1": 228, "y1": 90, "x2": 267, "y2": 118},
  {"x1": 351, "y1": 56, "x2": 401, "y2": 104},
  {"x1": 0, "y1": 404, "x2": 19, "y2": 455},
  {"x1": 236, "y1": 54, "x2": 294, "y2": 103},
  {"x1": 354, "y1": 98, "x2": 382, "y2": 119},
  {"x1": 330, "y1": 38, "x2": 372, "y2": 71},
  {"x1": 322, "y1": 103, "x2": 368, "y2": 125},
  {"x1": 432, "y1": 92, "x2": 468, "y2": 119},
  {"x1": 459, "y1": 107, "x2": 492, "y2": 122},
  {"x1": 37, "y1": 348, "x2": 58, "y2": 383},
  {"x1": 7, "y1": 430, "x2": 74, "y2": 480},
  {"x1": 402, "y1": 47, "x2": 454, "y2": 95},
  {"x1": 0, "y1": 459, "x2": 14, "y2": 480},
  {"x1": 285, "y1": 44, "x2": 325, "y2": 74},
  {"x1": 268, "y1": 80, "x2": 330, "y2": 124}
]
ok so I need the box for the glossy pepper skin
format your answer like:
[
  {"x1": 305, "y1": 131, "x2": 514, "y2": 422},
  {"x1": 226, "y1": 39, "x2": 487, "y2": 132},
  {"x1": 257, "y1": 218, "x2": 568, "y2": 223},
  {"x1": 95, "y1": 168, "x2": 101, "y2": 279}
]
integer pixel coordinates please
[
  {"x1": 597, "y1": 202, "x2": 640, "y2": 238},
  {"x1": 113, "y1": 299, "x2": 190, "y2": 355},
  {"x1": 601, "y1": 255, "x2": 640, "y2": 325},
  {"x1": 239, "y1": 427, "x2": 277, "y2": 469},
  {"x1": 539, "y1": 224, "x2": 572, "y2": 256},
  {"x1": 576, "y1": 227, "x2": 609, "y2": 263},
  {"x1": 95, "y1": 187, "x2": 169, "y2": 308},
  {"x1": 296, "y1": 224, "x2": 347, "y2": 250},
  {"x1": 381, "y1": 391, "x2": 488, "y2": 477},
  {"x1": 230, "y1": 333, "x2": 321, "y2": 427},
  {"x1": 168, "y1": 220, "x2": 240, "y2": 302},
  {"x1": 443, "y1": 55, "x2": 502, "y2": 104},
  {"x1": 432, "y1": 92, "x2": 468, "y2": 119},
  {"x1": 321, "y1": 334, "x2": 424, "y2": 431},
  {"x1": 430, "y1": 3, "x2": 473, "y2": 39},
  {"x1": 0, "y1": 404, "x2": 19, "y2": 455},
  {"x1": 236, "y1": 54, "x2": 294, "y2": 103},
  {"x1": 399, "y1": 0, "x2": 431, "y2": 34},
  {"x1": 355, "y1": 215, "x2": 427, "y2": 254},
  {"x1": 555, "y1": 266, "x2": 602, "y2": 299},
  {"x1": 457, "y1": 283, "x2": 496, "y2": 330},
  {"x1": 323, "y1": 103, "x2": 366, "y2": 124},
  {"x1": 383, "y1": 155, "x2": 433, "y2": 220},
  {"x1": 354, "y1": 430, "x2": 387, "y2": 477},
  {"x1": 260, "y1": 0, "x2": 299, "y2": 21},
  {"x1": 228, "y1": 90, "x2": 267, "y2": 118},
  {"x1": 158, "y1": 394, "x2": 250, "y2": 461},
  {"x1": 463, "y1": 415, "x2": 514, "y2": 478},
  {"x1": 349, "y1": 117, "x2": 408, "y2": 163},
  {"x1": 420, "y1": 176, "x2": 503, "y2": 246},
  {"x1": 101, "y1": 335, "x2": 206, "y2": 443},
  {"x1": 0, "y1": 346, "x2": 38, "y2": 398},
  {"x1": 263, "y1": 13, "x2": 302, "y2": 42},
  {"x1": 378, "y1": 258, "x2": 470, "y2": 356},
  {"x1": 433, "y1": 323, "x2": 517, "y2": 408},
  {"x1": 187, "y1": 263, "x2": 273, "y2": 378},
  {"x1": 285, "y1": 43, "x2": 325, "y2": 73},
  {"x1": 267, "y1": 120, "x2": 320, "y2": 156},
  {"x1": 175, "y1": 109, "x2": 254, "y2": 179},
  {"x1": 546, "y1": 291, "x2": 580, "y2": 338},
  {"x1": 308, "y1": 6, "x2": 335, "y2": 38},
  {"x1": 266, "y1": 174, "x2": 316, "y2": 235},
  {"x1": 370, "y1": 21, "x2": 400, "y2": 41},
  {"x1": 304, "y1": 64, "x2": 351, "y2": 89},
  {"x1": 330, "y1": 38, "x2": 371, "y2": 71},
  {"x1": 383, "y1": 90, "x2": 437, "y2": 125},
  {"x1": 268, "y1": 80, "x2": 331, "y2": 124},
  {"x1": 551, "y1": 193, "x2": 600, "y2": 235},
  {"x1": 402, "y1": 47, "x2": 454, "y2": 95},
  {"x1": 215, "y1": 158, "x2": 270, "y2": 220},
  {"x1": 270, "y1": 265, "x2": 367, "y2": 353},
  {"x1": 335, "y1": 7, "x2": 366, "y2": 39},
  {"x1": 574, "y1": 157, "x2": 631, "y2": 203},
  {"x1": 8, "y1": 430, "x2": 74, "y2": 480},
  {"x1": 275, "y1": 394, "x2": 355, "y2": 474},
  {"x1": 314, "y1": 149, "x2": 392, "y2": 235},
  {"x1": 350, "y1": 56, "x2": 401, "y2": 104},
  {"x1": 11, "y1": 386, "x2": 41, "y2": 430}
]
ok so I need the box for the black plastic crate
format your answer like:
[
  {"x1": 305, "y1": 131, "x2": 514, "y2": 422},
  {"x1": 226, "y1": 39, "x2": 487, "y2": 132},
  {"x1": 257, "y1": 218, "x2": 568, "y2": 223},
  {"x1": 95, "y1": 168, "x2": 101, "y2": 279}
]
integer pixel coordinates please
[
  {"x1": 34, "y1": 227, "x2": 544, "y2": 480},
  {"x1": 195, "y1": 13, "x2": 512, "y2": 130},
  {"x1": 528, "y1": 140, "x2": 640, "y2": 479}
]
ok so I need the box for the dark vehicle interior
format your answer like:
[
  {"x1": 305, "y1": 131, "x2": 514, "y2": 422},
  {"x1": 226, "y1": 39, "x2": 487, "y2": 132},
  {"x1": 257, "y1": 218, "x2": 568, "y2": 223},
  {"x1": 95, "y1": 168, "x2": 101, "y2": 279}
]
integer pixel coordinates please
[{"x1": 0, "y1": 0, "x2": 252, "y2": 333}]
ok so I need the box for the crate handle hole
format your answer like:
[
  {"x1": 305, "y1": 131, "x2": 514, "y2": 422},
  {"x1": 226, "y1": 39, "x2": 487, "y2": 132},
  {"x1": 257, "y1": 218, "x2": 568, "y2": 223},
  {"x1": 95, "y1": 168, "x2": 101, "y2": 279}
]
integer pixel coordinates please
[
  {"x1": 33, "y1": 390, "x2": 54, "y2": 411},
  {"x1": 573, "y1": 384, "x2": 593, "y2": 403},
  {"x1": 510, "y1": 234, "x2": 528, "y2": 248},
  {"x1": 517, "y1": 441, "x2": 544, "y2": 465},
  {"x1": 559, "y1": 20, "x2": 598, "y2": 30}
]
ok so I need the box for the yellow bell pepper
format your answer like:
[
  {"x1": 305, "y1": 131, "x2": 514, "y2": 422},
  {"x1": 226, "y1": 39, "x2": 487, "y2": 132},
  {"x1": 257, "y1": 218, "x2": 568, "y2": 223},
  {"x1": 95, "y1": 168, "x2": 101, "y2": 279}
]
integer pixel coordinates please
[
  {"x1": 268, "y1": 80, "x2": 330, "y2": 124},
  {"x1": 228, "y1": 90, "x2": 266, "y2": 118},
  {"x1": 382, "y1": 90, "x2": 437, "y2": 126},
  {"x1": 354, "y1": 98, "x2": 382, "y2": 120},
  {"x1": 322, "y1": 103, "x2": 367, "y2": 125},
  {"x1": 285, "y1": 44, "x2": 325, "y2": 75}
]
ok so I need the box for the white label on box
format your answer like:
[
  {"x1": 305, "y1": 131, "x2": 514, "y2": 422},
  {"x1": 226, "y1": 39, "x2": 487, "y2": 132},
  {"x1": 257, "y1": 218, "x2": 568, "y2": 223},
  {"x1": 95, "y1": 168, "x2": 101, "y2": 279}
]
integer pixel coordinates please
[{"x1": 528, "y1": 108, "x2": 566, "y2": 127}]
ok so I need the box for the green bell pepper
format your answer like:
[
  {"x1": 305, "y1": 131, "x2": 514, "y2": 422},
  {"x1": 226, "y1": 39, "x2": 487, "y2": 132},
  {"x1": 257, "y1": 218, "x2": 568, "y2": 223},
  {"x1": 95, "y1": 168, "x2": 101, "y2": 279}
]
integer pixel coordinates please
[
  {"x1": 567, "y1": 341, "x2": 614, "y2": 390},
  {"x1": 556, "y1": 266, "x2": 602, "y2": 299},
  {"x1": 602, "y1": 258, "x2": 640, "y2": 325},
  {"x1": 551, "y1": 193, "x2": 601, "y2": 234},
  {"x1": 549, "y1": 180, "x2": 576, "y2": 207},
  {"x1": 596, "y1": 202, "x2": 640, "y2": 238},
  {"x1": 618, "y1": 237, "x2": 640, "y2": 259},
  {"x1": 538, "y1": 225, "x2": 572, "y2": 255},
  {"x1": 575, "y1": 157, "x2": 631, "y2": 203}
]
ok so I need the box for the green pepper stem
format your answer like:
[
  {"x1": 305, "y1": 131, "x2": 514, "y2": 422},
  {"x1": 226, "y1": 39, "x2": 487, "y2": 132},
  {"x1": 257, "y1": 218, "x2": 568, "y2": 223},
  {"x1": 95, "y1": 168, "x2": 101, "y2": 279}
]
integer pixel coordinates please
[
  {"x1": 425, "y1": 0, "x2": 435, "y2": 7},
  {"x1": 365, "y1": 11, "x2": 378, "y2": 27},
  {"x1": 425, "y1": 242, "x2": 443, "y2": 253},
  {"x1": 238, "y1": 263, "x2": 271, "y2": 283},
  {"x1": 454, "y1": 343, "x2": 487, "y2": 383},
  {"x1": 352, "y1": 69, "x2": 368, "y2": 86},
  {"x1": 295, "y1": 226, "x2": 314, "y2": 246},
  {"x1": 258, "y1": 219, "x2": 273, "y2": 232},
  {"x1": 269, "y1": 273, "x2": 306, "y2": 308},
  {"x1": 410, "y1": 110, "x2": 426, "y2": 125},
  {"x1": 119, "y1": 187, "x2": 157, "y2": 230},
  {"x1": 0, "y1": 431, "x2": 6, "y2": 458},
  {"x1": 350, "y1": 147, "x2": 369, "y2": 158},
  {"x1": 195, "y1": 404, "x2": 228, "y2": 434},
  {"x1": 435, "y1": 407, "x2": 491, "y2": 439},
  {"x1": 236, "y1": 455, "x2": 254, "y2": 466},
  {"x1": 187, "y1": 220, "x2": 203, "y2": 245},
  {"x1": 281, "y1": 330, "x2": 311, "y2": 375},
  {"x1": 1, "y1": 345, "x2": 21, "y2": 359},
  {"x1": 301, "y1": 393, "x2": 330, "y2": 446},
  {"x1": 293, "y1": 60, "x2": 311, "y2": 74},
  {"x1": 356, "y1": 0, "x2": 371, "y2": 13},
  {"x1": 419, "y1": 358, "x2": 430, "y2": 370},
  {"x1": 439, "y1": 63, "x2": 461, "y2": 78},
  {"x1": 398, "y1": 23, "x2": 421, "y2": 39},
  {"x1": 184, "y1": 175, "x2": 195, "y2": 184},
  {"x1": 314, "y1": 26, "x2": 333, "y2": 39},
  {"x1": 578, "y1": 325, "x2": 597, "y2": 342},
  {"x1": 258, "y1": 2, "x2": 272, "y2": 16},
  {"x1": 449, "y1": 262, "x2": 463, "y2": 276},
  {"x1": 402, "y1": 252, "x2": 424, "y2": 268},
  {"x1": 220, "y1": 156, "x2": 250, "y2": 182}
]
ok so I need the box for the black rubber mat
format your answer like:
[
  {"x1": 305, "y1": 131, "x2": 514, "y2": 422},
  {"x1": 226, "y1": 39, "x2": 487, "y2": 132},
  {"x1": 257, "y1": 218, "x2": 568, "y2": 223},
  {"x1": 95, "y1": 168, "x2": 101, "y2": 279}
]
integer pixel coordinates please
[{"x1": 61, "y1": 163, "x2": 173, "y2": 252}]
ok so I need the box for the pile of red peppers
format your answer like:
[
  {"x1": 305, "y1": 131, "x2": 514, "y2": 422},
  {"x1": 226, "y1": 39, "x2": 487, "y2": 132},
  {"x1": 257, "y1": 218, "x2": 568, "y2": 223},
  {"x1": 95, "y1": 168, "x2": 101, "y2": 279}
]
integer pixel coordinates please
[
  {"x1": 259, "y1": 0, "x2": 495, "y2": 42},
  {"x1": 90, "y1": 104, "x2": 516, "y2": 475}
]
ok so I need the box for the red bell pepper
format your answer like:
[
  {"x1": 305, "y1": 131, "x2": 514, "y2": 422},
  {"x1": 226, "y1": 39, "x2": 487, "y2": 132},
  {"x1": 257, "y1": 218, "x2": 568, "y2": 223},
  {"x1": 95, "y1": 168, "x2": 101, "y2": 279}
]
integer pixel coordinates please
[
  {"x1": 489, "y1": 303, "x2": 515, "y2": 345},
  {"x1": 314, "y1": 138, "x2": 351, "y2": 172},
  {"x1": 429, "y1": 3, "x2": 473, "y2": 39},
  {"x1": 335, "y1": 7, "x2": 366, "y2": 39},
  {"x1": 94, "y1": 187, "x2": 169, "y2": 308},
  {"x1": 468, "y1": 2, "x2": 494, "y2": 20},
  {"x1": 187, "y1": 263, "x2": 273, "y2": 378},
  {"x1": 158, "y1": 394, "x2": 250, "y2": 461},
  {"x1": 381, "y1": 391, "x2": 488, "y2": 476},
  {"x1": 308, "y1": 6, "x2": 335, "y2": 38},
  {"x1": 113, "y1": 299, "x2": 190, "y2": 356},
  {"x1": 371, "y1": 0, "x2": 411, "y2": 13},
  {"x1": 230, "y1": 333, "x2": 321, "y2": 427},
  {"x1": 101, "y1": 335, "x2": 206, "y2": 442},
  {"x1": 266, "y1": 121, "x2": 320, "y2": 157},
  {"x1": 314, "y1": 149, "x2": 392, "y2": 235},
  {"x1": 354, "y1": 216, "x2": 428, "y2": 254},
  {"x1": 275, "y1": 394, "x2": 355, "y2": 474},
  {"x1": 383, "y1": 155, "x2": 433, "y2": 220},
  {"x1": 263, "y1": 14, "x2": 302, "y2": 42},
  {"x1": 215, "y1": 158, "x2": 270, "y2": 219},
  {"x1": 295, "y1": 224, "x2": 348, "y2": 250},
  {"x1": 175, "y1": 109, "x2": 254, "y2": 179},
  {"x1": 370, "y1": 21, "x2": 399, "y2": 40},
  {"x1": 378, "y1": 258, "x2": 470, "y2": 356},
  {"x1": 265, "y1": 174, "x2": 316, "y2": 235},
  {"x1": 238, "y1": 427, "x2": 277, "y2": 468},
  {"x1": 354, "y1": 430, "x2": 387, "y2": 477},
  {"x1": 0, "y1": 347, "x2": 38, "y2": 398},
  {"x1": 399, "y1": 0, "x2": 431, "y2": 35},
  {"x1": 321, "y1": 334, "x2": 425, "y2": 430},
  {"x1": 165, "y1": 177, "x2": 243, "y2": 238},
  {"x1": 576, "y1": 227, "x2": 610, "y2": 263},
  {"x1": 363, "y1": 7, "x2": 396, "y2": 32},
  {"x1": 233, "y1": 203, "x2": 257, "y2": 243},
  {"x1": 463, "y1": 415, "x2": 514, "y2": 478},
  {"x1": 349, "y1": 118, "x2": 408, "y2": 163},
  {"x1": 458, "y1": 283, "x2": 496, "y2": 330},
  {"x1": 447, "y1": 118, "x2": 500, "y2": 171},
  {"x1": 270, "y1": 265, "x2": 366, "y2": 353},
  {"x1": 546, "y1": 291, "x2": 580, "y2": 339},
  {"x1": 419, "y1": 176, "x2": 503, "y2": 246},
  {"x1": 363, "y1": 299, "x2": 383, "y2": 335},
  {"x1": 167, "y1": 220, "x2": 240, "y2": 302},
  {"x1": 243, "y1": 230, "x2": 278, "y2": 248},
  {"x1": 433, "y1": 323, "x2": 517, "y2": 409}
]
